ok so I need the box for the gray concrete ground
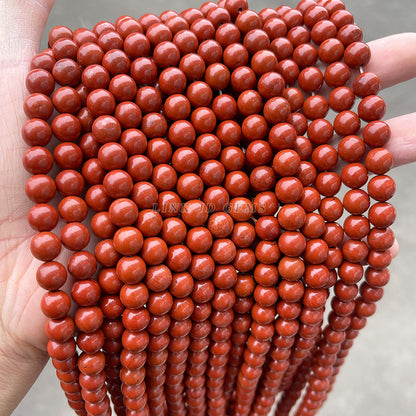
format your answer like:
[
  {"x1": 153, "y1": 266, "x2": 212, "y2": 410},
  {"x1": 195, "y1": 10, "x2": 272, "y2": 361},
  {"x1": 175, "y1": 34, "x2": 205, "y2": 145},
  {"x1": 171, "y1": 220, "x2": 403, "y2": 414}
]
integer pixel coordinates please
[{"x1": 12, "y1": 0, "x2": 416, "y2": 415}]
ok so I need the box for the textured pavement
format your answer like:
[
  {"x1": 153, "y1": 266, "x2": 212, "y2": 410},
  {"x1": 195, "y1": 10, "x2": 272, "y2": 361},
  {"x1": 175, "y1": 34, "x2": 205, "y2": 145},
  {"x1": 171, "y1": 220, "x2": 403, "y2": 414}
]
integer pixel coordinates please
[{"x1": 12, "y1": 1, "x2": 416, "y2": 415}]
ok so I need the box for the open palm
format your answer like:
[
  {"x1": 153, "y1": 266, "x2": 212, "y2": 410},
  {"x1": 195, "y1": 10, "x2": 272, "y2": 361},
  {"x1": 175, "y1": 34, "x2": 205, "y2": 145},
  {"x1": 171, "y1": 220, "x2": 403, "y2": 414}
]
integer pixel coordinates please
[{"x1": 0, "y1": 0, "x2": 55, "y2": 401}]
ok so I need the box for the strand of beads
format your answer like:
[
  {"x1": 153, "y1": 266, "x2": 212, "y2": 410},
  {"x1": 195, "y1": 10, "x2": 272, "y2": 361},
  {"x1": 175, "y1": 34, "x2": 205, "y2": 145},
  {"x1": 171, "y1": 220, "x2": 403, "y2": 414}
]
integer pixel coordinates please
[
  {"x1": 119, "y1": 275, "x2": 149, "y2": 416},
  {"x1": 101, "y1": 319, "x2": 125, "y2": 416},
  {"x1": 23, "y1": 0, "x2": 397, "y2": 415},
  {"x1": 165, "y1": 299, "x2": 193, "y2": 416},
  {"x1": 185, "y1": 252, "x2": 216, "y2": 416},
  {"x1": 223, "y1": 275, "x2": 254, "y2": 409},
  {"x1": 275, "y1": 353, "x2": 315, "y2": 416},
  {"x1": 233, "y1": 251, "x2": 280, "y2": 415},
  {"x1": 275, "y1": 287, "x2": 328, "y2": 415}
]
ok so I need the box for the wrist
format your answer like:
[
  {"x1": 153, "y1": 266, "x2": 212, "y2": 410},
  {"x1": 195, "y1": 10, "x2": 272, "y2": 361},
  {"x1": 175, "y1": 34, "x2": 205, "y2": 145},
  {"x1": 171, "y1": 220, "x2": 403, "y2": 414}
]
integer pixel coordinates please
[{"x1": 0, "y1": 333, "x2": 48, "y2": 416}]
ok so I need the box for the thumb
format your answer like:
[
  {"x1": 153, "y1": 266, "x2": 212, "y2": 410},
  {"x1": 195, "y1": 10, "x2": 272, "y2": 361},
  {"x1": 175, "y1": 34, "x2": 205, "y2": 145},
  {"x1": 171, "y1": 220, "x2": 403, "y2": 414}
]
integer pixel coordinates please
[
  {"x1": 0, "y1": 0, "x2": 55, "y2": 224},
  {"x1": 0, "y1": 0, "x2": 55, "y2": 66}
]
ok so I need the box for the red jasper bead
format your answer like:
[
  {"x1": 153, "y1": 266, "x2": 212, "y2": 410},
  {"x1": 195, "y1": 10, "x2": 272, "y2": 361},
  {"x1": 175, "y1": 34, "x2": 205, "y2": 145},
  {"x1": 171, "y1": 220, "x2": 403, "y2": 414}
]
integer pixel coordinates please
[
  {"x1": 41, "y1": 291, "x2": 71, "y2": 319},
  {"x1": 28, "y1": 203, "x2": 59, "y2": 232},
  {"x1": 31, "y1": 232, "x2": 61, "y2": 261},
  {"x1": 24, "y1": 7, "x2": 397, "y2": 416}
]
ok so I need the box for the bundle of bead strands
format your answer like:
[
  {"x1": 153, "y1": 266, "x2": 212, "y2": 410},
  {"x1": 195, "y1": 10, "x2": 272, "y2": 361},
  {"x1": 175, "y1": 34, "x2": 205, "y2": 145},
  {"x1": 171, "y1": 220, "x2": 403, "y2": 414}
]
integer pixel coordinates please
[{"x1": 23, "y1": 0, "x2": 396, "y2": 415}]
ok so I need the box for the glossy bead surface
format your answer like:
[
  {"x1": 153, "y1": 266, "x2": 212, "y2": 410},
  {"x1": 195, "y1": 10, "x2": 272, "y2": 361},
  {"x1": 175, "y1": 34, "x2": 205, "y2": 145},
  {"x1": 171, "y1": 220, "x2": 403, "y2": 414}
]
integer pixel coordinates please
[{"x1": 26, "y1": 8, "x2": 397, "y2": 414}]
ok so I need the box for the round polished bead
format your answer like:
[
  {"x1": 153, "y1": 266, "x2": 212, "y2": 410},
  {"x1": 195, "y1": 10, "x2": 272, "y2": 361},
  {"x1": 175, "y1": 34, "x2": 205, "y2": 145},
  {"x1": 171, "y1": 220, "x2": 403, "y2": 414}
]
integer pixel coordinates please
[
  {"x1": 81, "y1": 65, "x2": 110, "y2": 91},
  {"x1": 298, "y1": 67, "x2": 323, "y2": 93},
  {"x1": 61, "y1": 222, "x2": 90, "y2": 251},
  {"x1": 199, "y1": 160, "x2": 226, "y2": 187},
  {"x1": 311, "y1": 145, "x2": 338, "y2": 171},
  {"x1": 207, "y1": 212, "x2": 233, "y2": 238},
  {"x1": 103, "y1": 170, "x2": 133, "y2": 198},
  {"x1": 129, "y1": 59, "x2": 157, "y2": 89},
  {"x1": 287, "y1": 26, "x2": 310, "y2": 47},
  {"x1": 324, "y1": 62, "x2": 351, "y2": 88},
  {"x1": 334, "y1": 111, "x2": 361, "y2": 136},
  {"x1": 86, "y1": 90, "x2": 116, "y2": 118},
  {"x1": 108, "y1": 198, "x2": 138, "y2": 227},
  {"x1": 186, "y1": 227, "x2": 213, "y2": 254},
  {"x1": 344, "y1": 41, "x2": 371, "y2": 68},
  {"x1": 190, "y1": 255, "x2": 215, "y2": 281},
  {"x1": 75, "y1": 306, "x2": 104, "y2": 333},
  {"x1": 26, "y1": 68, "x2": 55, "y2": 95},
  {"x1": 23, "y1": 147, "x2": 54, "y2": 175},
  {"x1": 353, "y1": 72, "x2": 381, "y2": 98},
  {"x1": 153, "y1": 41, "x2": 181, "y2": 68},
  {"x1": 278, "y1": 257, "x2": 305, "y2": 282},
  {"x1": 278, "y1": 232, "x2": 306, "y2": 257},
  {"x1": 231, "y1": 222, "x2": 256, "y2": 248},
  {"x1": 41, "y1": 291, "x2": 71, "y2": 319},
  {"x1": 303, "y1": 95, "x2": 328, "y2": 120},
  {"x1": 68, "y1": 251, "x2": 98, "y2": 279},
  {"x1": 311, "y1": 19, "x2": 337, "y2": 44},
  {"x1": 198, "y1": 39, "x2": 223, "y2": 65},
  {"x1": 102, "y1": 49, "x2": 130, "y2": 76},
  {"x1": 277, "y1": 59, "x2": 300, "y2": 84},
  {"x1": 246, "y1": 141, "x2": 272, "y2": 167},
  {"x1": 278, "y1": 204, "x2": 307, "y2": 231},
  {"x1": 215, "y1": 22, "x2": 241, "y2": 47},
  {"x1": 30, "y1": 51, "x2": 56, "y2": 72},
  {"x1": 97, "y1": 30, "x2": 123, "y2": 52},
  {"x1": 190, "y1": 107, "x2": 217, "y2": 134},
  {"x1": 121, "y1": 32, "x2": 149, "y2": 59},
  {"x1": 257, "y1": 72, "x2": 285, "y2": 101},
  {"x1": 341, "y1": 163, "x2": 368, "y2": 189},
  {"x1": 293, "y1": 44, "x2": 318, "y2": 68},
  {"x1": 307, "y1": 119, "x2": 334, "y2": 145},
  {"x1": 52, "y1": 113, "x2": 82, "y2": 142},
  {"x1": 319, "y1": 197, "x2": 343, "y2": 221},
  {"x1": 76, "y1": 42, "x2": 103, "y2": 68},
  {"x1": 365, "y1": 148, "x2": 393, "y2": 174},
  {"x1": 368, "y1": 203, "x2": 396, "y2": 228},
  {"x1": 338, "y1": 135, "x2": 366, "y2": 162},
  {"x1": 157, "y1": 191, "x2": 181, "y2": 218},
  {"x1": 231, "y1": 67, "x2": 256, "y2": 94},
  {"x1": 30, "y1": 232, "x2": 61, "y2": 261},
  {"x1": 177, "y1": 173, "x2": 204, "y2": 200},
  {"x1": 275, "y1": 177, "x2": 303, "y2": 204},
  {"x1": 127, "y1": 155, "x2": 153, "y2": 182},
  {"x1": 181, "y1": 200, "x2": 209, "y2": 227},
  {"x1": 263, "y1": 97, "x2": 291, "y2": 125},
  {"x1": 22, "y1": 119, "x2": 52, "y2": 146},
  {"x1": 297, "y1": 161, "x2": 318, "y2": 187},
  {"x1": 52, "y1": 59, "x2": 82, "y2": 87},
  {"x1": 25, "y1": 174, "x2": 56, "y2": 203},
  {"x1": 358, "y1": 95, "x2": 386, "y2": 122},
  {"x1": 140, "y1": 237, "x2": 168, "y2": 266},
  {"x1": 173, "y1": 29, "x2": 199, "y2": 55},
  {"x1": 135, "y1": 87, "x2": 162, "y2": 115},
  {"x1": 255, "y1": 217, "x2": 280, "y2": 241},
  {"x1": 368, "y1": 175, "x2": 396, "y2": 202},
  {"x1": 36, "y1": 261, "x2": 67, "y2": 291},
  {"x1": 269, "y1": 123, "x2": 297, "y2": 151},
  {"x1": 318, "y1": 38, "x2": 344, "y2": 64},
  {"x1": 113, "y1": 227, "x2": 143, "y2": 256},
  {"x1": 299, "y1": 189, "x2": 321, "y2": 215},
  {"x1": 24, "y1": 93, "x2": 53, "y2": 120}
]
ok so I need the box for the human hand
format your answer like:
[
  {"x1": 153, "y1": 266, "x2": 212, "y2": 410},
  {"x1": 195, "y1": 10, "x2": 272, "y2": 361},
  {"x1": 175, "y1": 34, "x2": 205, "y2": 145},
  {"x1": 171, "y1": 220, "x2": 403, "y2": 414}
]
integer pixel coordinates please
[
  {"x1": 0, "y1": 1, "x2": 54, "y2": 415},
  {"x1": 364, "y1": 32, "x2": 416, "y2": 257}
]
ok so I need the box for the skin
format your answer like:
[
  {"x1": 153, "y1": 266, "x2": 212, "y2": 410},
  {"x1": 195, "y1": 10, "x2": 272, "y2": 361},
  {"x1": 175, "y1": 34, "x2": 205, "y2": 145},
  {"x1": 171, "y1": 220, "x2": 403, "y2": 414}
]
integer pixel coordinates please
[
  {"x1": 0, "y1": 1, "x2": 414, "y2": 415},
  {"x1": 0, "y1": 1, "x2": 55, "y2": 415}
]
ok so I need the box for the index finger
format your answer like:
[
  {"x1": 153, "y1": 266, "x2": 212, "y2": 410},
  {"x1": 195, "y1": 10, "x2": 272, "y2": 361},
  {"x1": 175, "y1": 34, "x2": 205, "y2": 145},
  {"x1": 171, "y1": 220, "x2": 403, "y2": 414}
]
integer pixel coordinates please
[{"x1": 364, "y1": 33, "x2": 416, "y2": 89}]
